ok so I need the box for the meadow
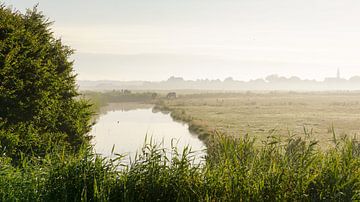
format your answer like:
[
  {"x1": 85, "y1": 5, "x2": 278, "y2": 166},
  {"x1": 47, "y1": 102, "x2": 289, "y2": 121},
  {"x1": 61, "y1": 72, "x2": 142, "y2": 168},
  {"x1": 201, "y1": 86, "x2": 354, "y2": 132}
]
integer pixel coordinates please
[{"x1": 158, "y1": 92, "x2": 360, "y2": 147}]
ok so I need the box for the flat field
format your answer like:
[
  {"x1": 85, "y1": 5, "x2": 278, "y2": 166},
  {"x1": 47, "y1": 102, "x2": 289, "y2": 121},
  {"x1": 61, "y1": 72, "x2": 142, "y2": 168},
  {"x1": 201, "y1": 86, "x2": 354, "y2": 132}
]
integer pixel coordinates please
[{"x1": 162, "y1": 92, "x2": 360, "y2": 147}]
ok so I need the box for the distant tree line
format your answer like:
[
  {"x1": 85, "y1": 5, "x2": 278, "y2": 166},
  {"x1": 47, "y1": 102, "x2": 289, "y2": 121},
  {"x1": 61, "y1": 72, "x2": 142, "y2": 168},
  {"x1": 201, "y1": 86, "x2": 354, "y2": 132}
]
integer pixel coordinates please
[{"x1": 79, "y1": 75, "x2": 360, "y2": 91}]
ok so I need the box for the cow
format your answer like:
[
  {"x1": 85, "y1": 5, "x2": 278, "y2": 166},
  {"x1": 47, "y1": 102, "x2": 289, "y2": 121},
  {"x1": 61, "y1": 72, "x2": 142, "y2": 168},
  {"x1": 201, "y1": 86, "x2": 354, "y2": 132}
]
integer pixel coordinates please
[{"x1": 166, "y1": 92, "x2": 176, "y2": 99}]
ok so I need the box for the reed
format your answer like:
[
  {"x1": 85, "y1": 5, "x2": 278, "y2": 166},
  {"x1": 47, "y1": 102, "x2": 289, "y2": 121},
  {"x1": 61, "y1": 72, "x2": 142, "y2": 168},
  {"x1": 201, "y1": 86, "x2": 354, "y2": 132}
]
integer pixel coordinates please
[{"x1": 2, "y1": 132, "x2": 360, "y2": 201}]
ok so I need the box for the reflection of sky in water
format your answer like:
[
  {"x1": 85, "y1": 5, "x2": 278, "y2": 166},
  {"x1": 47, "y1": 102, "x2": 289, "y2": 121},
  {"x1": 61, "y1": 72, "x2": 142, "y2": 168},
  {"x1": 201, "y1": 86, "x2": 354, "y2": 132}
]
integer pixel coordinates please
[{"x1": 90, "y1": 108, "x2": 206, "y2": 163}]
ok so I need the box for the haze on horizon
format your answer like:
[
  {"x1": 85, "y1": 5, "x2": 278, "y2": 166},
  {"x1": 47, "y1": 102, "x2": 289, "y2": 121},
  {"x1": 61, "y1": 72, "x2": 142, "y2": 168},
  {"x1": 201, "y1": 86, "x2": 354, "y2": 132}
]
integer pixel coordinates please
[{"x1": 3, "y1": 0, "x2": 360, "y2": 82}]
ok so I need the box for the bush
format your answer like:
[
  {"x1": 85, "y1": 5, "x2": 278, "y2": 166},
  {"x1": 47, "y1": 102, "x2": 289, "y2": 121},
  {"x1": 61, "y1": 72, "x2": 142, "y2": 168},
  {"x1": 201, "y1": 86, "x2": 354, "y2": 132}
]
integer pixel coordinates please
[{"x1": 0, "y1": 5, "x2": 93, "y2": 160}]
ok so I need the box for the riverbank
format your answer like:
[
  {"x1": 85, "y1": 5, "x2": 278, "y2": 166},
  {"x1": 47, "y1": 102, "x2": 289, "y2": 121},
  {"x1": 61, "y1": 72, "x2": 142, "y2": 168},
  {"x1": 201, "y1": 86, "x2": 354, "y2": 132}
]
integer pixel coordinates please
[
  {"x1": 82, "y1": 90, "x2": 159, "y2": 113},
  {"x1": 153, "y1": 101, "x2": 212, "y2": 142},
  {"x1": 154, "y1": 92, "x2": 360, "y2": 148}
]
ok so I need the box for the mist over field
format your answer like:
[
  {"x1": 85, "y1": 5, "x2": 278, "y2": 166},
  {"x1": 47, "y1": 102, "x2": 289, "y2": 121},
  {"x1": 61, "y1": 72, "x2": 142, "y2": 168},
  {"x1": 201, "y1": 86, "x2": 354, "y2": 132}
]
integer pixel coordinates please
[{"x1": 78, "y1": 72, "x2": 360, "y2": 91}]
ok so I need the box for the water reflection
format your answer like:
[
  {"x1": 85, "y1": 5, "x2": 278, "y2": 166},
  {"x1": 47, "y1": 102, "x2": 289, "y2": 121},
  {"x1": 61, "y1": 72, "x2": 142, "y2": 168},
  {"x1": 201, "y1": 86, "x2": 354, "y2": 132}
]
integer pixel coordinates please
[{"x1": 90, "y1": 104, "x2": 206, "y2": 163}]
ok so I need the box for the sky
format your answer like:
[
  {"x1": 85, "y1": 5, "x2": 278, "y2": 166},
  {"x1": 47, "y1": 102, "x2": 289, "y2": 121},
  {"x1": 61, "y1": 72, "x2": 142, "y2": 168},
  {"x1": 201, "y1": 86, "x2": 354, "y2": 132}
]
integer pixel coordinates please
[{"x1": 3, "y1": 0, "x2": 360, "y2": 81}]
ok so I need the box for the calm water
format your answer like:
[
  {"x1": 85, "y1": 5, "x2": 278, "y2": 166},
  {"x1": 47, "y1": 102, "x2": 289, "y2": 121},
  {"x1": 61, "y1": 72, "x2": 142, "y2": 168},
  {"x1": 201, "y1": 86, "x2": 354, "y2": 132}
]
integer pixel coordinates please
[{"x1": 90, "y1": 106, "x2": 206, "y2": 162}]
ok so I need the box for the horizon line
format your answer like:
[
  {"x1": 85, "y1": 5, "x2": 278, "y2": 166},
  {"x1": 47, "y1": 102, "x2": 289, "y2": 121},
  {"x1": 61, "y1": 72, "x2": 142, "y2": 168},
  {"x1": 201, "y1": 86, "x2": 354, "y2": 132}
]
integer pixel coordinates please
[{"x1": 76, "y1": 74, "x2": 360, "y2": 83}]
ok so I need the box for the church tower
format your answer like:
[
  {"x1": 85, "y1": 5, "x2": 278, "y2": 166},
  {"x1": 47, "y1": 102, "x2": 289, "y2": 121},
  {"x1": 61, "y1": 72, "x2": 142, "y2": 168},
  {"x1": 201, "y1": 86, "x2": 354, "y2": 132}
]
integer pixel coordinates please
[{"x1": 337, "y1": 68, "x2": 340, "y2": 79}]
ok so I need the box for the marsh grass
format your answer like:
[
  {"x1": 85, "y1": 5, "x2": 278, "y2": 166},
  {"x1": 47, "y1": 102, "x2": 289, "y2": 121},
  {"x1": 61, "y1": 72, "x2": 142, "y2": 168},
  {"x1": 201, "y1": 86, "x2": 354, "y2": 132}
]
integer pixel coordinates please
[
  {"x1": 2, "y1": 132, "x2": 360, "y2": 201},
  {"x1": 158, "y1": 92, "x2": 360, "y2": 147}
]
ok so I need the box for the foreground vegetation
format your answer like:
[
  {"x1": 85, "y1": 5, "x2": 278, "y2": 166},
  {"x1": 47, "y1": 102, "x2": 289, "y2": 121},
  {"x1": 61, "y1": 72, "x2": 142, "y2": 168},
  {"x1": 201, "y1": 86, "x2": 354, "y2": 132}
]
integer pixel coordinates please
[{"x1": 2, "y1": 134, "x2": 360, "y2": 201}]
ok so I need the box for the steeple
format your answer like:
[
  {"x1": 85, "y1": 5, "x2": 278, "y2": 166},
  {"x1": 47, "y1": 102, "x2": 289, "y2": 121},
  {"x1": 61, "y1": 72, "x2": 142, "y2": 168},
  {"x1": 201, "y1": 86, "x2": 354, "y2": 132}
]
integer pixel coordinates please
[{"x1": 337, "y1": 68, "x2": 340, "y2": 79}]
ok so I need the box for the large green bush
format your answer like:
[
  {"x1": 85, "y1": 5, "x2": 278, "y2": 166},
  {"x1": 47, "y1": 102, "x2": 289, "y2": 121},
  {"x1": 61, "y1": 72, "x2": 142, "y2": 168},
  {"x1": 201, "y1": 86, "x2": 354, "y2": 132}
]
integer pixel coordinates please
[{"x1": 0, "y1": 5, "x2": 92, "y2": 160}]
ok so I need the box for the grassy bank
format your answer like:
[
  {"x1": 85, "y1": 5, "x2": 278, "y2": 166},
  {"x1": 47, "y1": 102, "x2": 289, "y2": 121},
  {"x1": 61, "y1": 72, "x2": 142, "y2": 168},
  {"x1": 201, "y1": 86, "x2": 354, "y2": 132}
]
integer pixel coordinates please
[
  {"x1": 82, "y1": 91, "x2": 158, "y2": 112},
  {"x1": 156, "y1": 92, "x2": 360, "y2": 147},
  {"x1": 153, "y1": 101, "x2": 212, "y2": 141},
  {"x1": 2, "y1": 134, "x2": 360, "y2": 201}
]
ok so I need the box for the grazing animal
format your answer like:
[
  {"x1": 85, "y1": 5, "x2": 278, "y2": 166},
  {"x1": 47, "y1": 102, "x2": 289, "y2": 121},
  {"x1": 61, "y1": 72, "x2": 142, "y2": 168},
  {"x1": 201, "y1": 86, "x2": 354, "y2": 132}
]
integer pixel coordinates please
[{"x1": 166, "y1": 92, "x2": 176, "y2": 99}]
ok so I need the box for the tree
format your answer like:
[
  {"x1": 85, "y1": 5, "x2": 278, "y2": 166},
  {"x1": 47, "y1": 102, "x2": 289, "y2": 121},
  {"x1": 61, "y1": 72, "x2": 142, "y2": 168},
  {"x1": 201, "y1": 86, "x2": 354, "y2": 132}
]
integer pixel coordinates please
[{"x1": 0, "y1": 5, "x2": 93, "y2": 158}]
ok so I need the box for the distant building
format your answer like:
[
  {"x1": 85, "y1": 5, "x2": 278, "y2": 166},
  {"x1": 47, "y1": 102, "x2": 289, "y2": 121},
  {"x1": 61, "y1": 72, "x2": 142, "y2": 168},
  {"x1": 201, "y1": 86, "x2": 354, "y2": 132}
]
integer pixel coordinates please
[{"x1": 325, "y1": 68, "x2": 343, "y2": 82}]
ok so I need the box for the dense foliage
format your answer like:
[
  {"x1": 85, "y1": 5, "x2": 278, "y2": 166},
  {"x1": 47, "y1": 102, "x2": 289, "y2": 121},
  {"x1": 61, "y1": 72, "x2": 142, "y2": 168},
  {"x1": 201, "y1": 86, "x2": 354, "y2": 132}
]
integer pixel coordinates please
[
  {"x1": 1, "y1": 135, "x2": 360, "y2": 201},
  {"x1": 0, "y1": 6, "x2": 92, "y2": 161}
]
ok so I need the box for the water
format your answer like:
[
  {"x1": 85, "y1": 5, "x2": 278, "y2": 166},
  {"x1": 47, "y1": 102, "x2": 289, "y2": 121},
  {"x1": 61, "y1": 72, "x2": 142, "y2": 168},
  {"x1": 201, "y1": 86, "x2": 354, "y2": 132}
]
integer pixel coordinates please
[{"x1": 90, "y1": 104, "x2": 206, "y2": 163}]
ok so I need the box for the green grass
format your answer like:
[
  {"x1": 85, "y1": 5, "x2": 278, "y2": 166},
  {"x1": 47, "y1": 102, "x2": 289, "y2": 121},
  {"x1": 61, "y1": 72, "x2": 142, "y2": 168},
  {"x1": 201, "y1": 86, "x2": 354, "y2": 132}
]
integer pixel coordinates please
[
  {"x1": 2, "y1": 133, "x2": 360, "y2": 201},
  {"x1": 81, "y1": 91, "x2": 158, "y2": 112},
  {"x1": 159, "y1": 92, "x2": 360, "y2": 148}
]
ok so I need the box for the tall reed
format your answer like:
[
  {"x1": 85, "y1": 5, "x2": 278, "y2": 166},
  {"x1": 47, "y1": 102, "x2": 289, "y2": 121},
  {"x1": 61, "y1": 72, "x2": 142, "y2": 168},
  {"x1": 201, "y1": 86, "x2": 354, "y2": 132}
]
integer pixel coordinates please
[{"x1": 1, "y1": 133, "x2": 360, "y2": 201}]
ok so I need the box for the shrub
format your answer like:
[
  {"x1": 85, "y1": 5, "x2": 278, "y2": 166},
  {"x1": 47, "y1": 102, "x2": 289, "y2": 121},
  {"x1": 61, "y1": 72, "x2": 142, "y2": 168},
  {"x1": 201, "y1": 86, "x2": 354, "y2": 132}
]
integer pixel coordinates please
[{"x1": 0, "y1": 5, "x2": 93, "y2": 160}]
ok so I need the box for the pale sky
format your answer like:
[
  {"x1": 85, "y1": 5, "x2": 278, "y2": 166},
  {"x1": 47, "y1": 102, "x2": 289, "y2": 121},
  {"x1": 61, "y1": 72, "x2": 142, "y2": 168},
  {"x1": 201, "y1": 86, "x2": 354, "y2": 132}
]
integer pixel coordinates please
[{"x1": 3, "y1": 0, "x2": 360, "y2": 81}]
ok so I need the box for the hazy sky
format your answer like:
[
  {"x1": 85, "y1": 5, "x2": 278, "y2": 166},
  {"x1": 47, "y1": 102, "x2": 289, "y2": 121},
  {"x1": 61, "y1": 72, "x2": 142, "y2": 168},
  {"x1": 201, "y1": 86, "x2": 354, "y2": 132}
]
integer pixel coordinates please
[{"x1": 3, "y1": 0, "x2": 360, "y2": 81}]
